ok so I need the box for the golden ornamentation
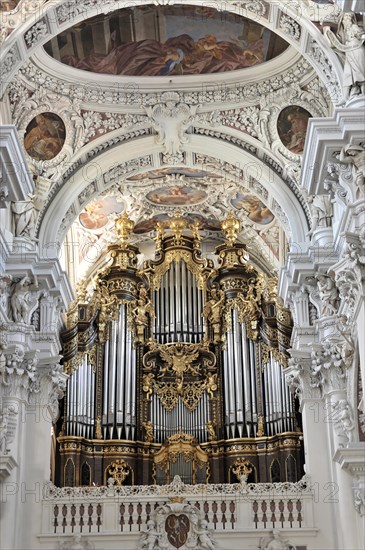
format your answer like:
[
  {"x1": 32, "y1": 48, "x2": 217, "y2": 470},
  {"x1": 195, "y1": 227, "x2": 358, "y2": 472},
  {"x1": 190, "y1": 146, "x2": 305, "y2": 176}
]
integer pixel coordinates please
[
  {"x1": 154, "y1": 433, "x2": 208, "y2": 484},
  {"x1": 154, "y1": 380, "x2": 206, "y2": 412},
  {"x1": 221, "y1": 212, "x2": 240, "y2": 247},
  {"x1": 261, "y1": 343, "x2": 288, "y2": 368},
  {"x1": 142, "y1": 420, "x2": 154, "y2": 443},
  {"x1": 232, "y1": 458, "x2": 253, "y2": 481},
  {"x1": 95, "y1": 416, "x2": 103, "y2": 440},
  {"x1": 154, "y1": 222, "x2": 164, "y2": 252},
  {"x1": 206, "y1": 420, "x2": 217, "y2": 441},
  {"x1": 223, "y1": 290, "x2": 260, "y2": 341},
  {"x1": 206, "y1": 373, "x2": 218, "y2": 400},
  {"x1": 142, "y1": 373, "x2": 155, "y2": 401},
  {"x1": 143, "y1": 249, "x2": 210, "y2": 291},
  {"x1": 156, "y1": 342, "x2": 200, "y2": 391},
  {"x1": 132, "y1": 286, "x2": 155, "y2": 344},
  {"x1": 257, "y1": 414, "x2": 264, "y2": 437},
  {"x1": 202, "y1": 288, "x2": 225, "y2": 343},
  {"x1": 108, "y1": 459, "x2": 131, "y2": 486},
  {"x1": 168, "y1": 210, "x2": 188, "y2": 245},
  {"x1": 115, "y1": 212, "x2": 134, "y2": 248}
]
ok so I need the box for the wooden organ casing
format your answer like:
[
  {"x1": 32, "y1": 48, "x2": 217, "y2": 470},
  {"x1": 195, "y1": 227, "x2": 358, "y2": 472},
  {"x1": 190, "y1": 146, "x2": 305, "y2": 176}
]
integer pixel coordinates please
[{"x1": 56, "y1": 214, "x2": 302, "y2": 487}]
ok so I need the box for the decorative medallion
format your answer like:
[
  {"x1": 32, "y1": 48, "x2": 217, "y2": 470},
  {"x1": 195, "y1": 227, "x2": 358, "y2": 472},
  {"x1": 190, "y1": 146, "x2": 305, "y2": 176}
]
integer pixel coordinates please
[
  {"x1": 277, "y1": 105, "x2": 312, "y2": 155},
  {"x1": 24, "y1": 112, "x2": 66, "y2": 161},
  {"x1": 165, "y1": 514, "x2": 190, "y2": 548}
]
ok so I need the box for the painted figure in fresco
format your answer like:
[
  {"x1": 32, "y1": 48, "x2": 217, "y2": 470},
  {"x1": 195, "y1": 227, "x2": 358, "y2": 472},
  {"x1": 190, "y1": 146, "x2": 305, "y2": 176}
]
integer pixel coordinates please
[
  {"x1": 284, "y1": 112, "x2": 310, "y2": 154},
  {"x1": 62, "y1": 34, "x2": 268, "y2": 76},
  {"x1": 24, "y1": 114, "x2": 65, "y2": 161},
  {"x1": 232, "y1": 194, "x2": 274, "y2": 225},
  {"x1": 324, "y1": 12, "x2": 365, "y2": 102}
]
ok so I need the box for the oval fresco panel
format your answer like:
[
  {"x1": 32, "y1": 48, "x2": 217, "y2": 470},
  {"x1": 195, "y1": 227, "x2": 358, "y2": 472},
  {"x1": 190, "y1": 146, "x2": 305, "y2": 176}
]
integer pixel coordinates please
[
  {"x1": 231, "y1": 194, "x2": 274, "y2": 225},
  {"x1": 24, "y1": 113, "x2": 66, "y2": 161},
  {"x1": 79, "y1": 195, "x2": 125, "y2": 230},
  {"x1": 146, "y1": 186, "x2": 207, "y2": 206},
  {"x1": 44, "y1": 6, "x2": 288, "y2": 77},
  {"x1": 127, "y1": 167, "x2": 222, "y2": 181},
  {"x1": 277, "y1": 105, "x2": 312, "y2": 155}
]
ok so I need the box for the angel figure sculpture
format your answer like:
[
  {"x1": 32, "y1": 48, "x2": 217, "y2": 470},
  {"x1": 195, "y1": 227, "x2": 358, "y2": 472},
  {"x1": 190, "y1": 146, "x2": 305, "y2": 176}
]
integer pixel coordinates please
[
  {"x1": 259, "y1": 529, "x2": 296, "y2": 550},
  {"x1": 323, "y1": 12, "x2": 365, "y2": 103},
  {"x1": 140, "y1": 519, "x2": 161, "y2": 550},
  {"x1": 134, "y1": 287, "x2": 154, "y2": 343},
  {"x1": 10, "y1": 276, "x2": 39, "y2": 324},
  {"x1": 202, "y1": 288, "x2": 225, "y2": 343},
  {"x1": 315, "y1": 273, "x2": 339, "y2": 316},
  {"x1": 195, "y1": 519, "x2": 216, "y2": 550}
]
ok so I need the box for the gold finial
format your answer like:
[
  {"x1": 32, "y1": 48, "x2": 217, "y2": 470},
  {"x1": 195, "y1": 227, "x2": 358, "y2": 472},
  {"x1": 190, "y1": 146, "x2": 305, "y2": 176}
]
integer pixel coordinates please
[
  {"x1": 108, "y1": 459, "x2": 130, "y2": 486},
  {"x1": 190, "y1": 219, "x2": 202, "y2": 243},
  {"x1": 257, "y1": 414, "x2": 265, "y2": 437},
  {"x1": 232, "y1": 458, "x2": 253, "y2": 482},
  {"x1": 221, "y1": 212, "x2": 240, "y2": 247},
  {"x1": 115, "y1": 212, "x2": 134, "y2": 248},
  {"x1": 168, "y1": 211, "x2": 188, "y2": 242},
  {"x1": 154, "y1": 221, "x2": 165, "y2": 250}
]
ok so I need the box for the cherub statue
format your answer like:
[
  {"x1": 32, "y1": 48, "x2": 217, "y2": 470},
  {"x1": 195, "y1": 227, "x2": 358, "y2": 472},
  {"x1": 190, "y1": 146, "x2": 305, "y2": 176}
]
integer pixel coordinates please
[
  {"x1": 259, "y1": 529, "x2": 296, "y2": 550},
  {"x1": 323, "y1": 12, "x2": 365, "y2": 103},
  {"x1": 142, "y1": 373, "x2": 155, "y2": 401},
  {"x1": 134, "y1": 287, "x2": 154, "y2": 342},
  {"x1": 196, "y1": 519, "x2": 216, "y2": 549},
  {"x1": 143, "y1": 420, "x2": 154, "y2": 443},
  {"x1": 140, "y1": 519, "x2": 161, "y2": 550},
  {"x1": 206, "y1": 373, "x2": 218, "y2": 400},
  {"x1": 206, "y1": 420, "x2": 217, "y2": 442}
]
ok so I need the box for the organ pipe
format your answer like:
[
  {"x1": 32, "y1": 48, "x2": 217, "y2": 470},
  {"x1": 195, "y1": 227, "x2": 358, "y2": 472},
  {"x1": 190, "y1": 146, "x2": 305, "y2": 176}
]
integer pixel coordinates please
[{"x1": 60, "y1": 212, "x2": 301, "y2": 487}]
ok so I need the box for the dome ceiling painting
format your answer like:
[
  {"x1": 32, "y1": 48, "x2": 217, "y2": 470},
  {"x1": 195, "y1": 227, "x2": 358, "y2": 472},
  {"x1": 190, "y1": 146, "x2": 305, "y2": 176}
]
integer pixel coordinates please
[
  {"x1": 67, "y1": 164, "x2": 286, "y2": 284},
  {"x1": 43, "y1": 5, "x2": 289, "y2": 77}
]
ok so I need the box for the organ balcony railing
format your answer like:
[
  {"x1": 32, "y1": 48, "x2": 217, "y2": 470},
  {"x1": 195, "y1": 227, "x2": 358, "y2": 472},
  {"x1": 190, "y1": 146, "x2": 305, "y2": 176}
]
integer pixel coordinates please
[{"x1": 57, "y1": 212, "x2": 301, "y2": 487}]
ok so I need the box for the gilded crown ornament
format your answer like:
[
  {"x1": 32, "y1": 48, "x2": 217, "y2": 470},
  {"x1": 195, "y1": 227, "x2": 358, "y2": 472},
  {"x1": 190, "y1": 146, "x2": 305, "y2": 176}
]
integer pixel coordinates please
[
  {"x1": 168, "y1": 210, "x2": 188, "y2": 243},
  {"x1": 221, "y1": 212, "x2": 240, "y2": 247},
  {"x1": 115, "y1": 212, "x2": 134, "y2": 248}
]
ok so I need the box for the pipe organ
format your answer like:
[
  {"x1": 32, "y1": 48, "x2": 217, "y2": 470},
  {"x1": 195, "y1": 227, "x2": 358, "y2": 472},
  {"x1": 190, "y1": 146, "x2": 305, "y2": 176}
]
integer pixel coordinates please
[{"x1": 57, "y1": 213, "x2": 302, "y2": 487}]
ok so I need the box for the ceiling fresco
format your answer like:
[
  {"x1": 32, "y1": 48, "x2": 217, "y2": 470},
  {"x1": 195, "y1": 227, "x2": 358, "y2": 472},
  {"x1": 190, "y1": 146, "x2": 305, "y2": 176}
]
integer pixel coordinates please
[
  {"x1": 44, "y1": 5, "x2": 289, "y2": 77},
  {"x1": 230, "y1": 193, "x2": 274, "y2": 225},
  {"x1": 78, "y1": 195, "x2": 125, "y2": 231},
  {"x1": 0, "y1": 1, "x2": 20, "y2": 11}
]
